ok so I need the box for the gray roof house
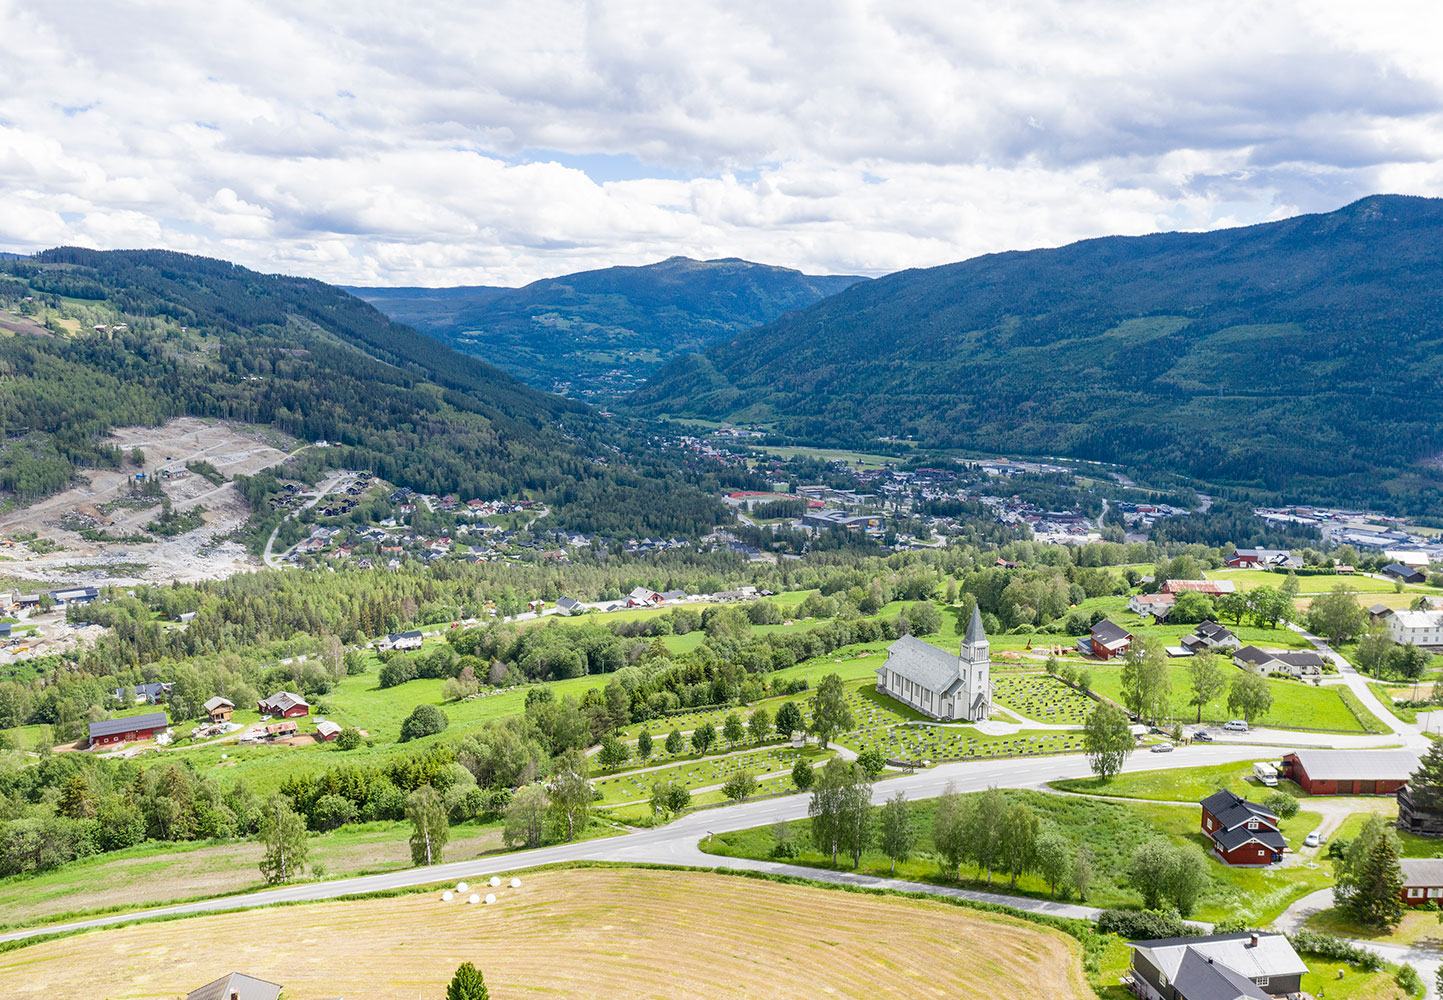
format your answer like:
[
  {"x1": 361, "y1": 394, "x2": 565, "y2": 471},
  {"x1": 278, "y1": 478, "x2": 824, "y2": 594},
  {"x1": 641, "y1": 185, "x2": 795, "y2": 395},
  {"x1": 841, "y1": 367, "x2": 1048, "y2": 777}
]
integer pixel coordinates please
[
  {"x1": 186, "y1": 972, "x2": 283, "y2": 1000},
  {"x1": 875, "y1": 607, "x2": 992, "y2": 723},
  {"x1": 1128, "y1": 932, "x2": 1307, "y2": 1000}
]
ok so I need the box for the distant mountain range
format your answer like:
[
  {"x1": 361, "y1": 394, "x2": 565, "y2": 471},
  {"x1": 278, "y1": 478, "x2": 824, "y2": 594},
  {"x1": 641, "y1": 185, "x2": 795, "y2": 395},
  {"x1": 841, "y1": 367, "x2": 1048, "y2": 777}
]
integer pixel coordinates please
[
  {"x1": 631, "y1": 195, "x2": 1443, "y2": 513},
  {"x1": 350, "y1": 257, "x2": 865, "y2": 398}
]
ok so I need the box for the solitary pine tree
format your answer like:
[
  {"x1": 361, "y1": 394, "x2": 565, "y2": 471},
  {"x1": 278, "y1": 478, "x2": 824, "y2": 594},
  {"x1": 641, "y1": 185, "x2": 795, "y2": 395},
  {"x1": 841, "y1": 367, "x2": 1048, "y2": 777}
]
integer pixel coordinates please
[
  {"x1": 1349, "y1": 834, "x2": 1405, "y2": 929},
  {"x1": 1408, "y1": 739, "x2": 1443, "y2": 813},
  {"x1": 446, "y1": 961, "x2": 489, "y2": 1000}
]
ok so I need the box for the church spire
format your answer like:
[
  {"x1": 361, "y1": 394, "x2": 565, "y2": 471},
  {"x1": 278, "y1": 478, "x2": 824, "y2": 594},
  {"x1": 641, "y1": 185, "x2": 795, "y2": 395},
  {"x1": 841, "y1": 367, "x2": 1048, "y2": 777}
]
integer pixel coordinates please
[{"x1": 964, "y1": 604, "x2": 985, "y2": 645}]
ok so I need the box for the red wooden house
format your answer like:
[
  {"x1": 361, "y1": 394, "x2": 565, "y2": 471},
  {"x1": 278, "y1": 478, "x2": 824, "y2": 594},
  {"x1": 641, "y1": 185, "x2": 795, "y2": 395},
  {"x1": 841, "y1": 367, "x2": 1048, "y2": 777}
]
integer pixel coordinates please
[
  {"x1": 1200, "y1": 789, "x2": 1285, "y2": 866},
  {"x1": 257, "y1": 691, "x2": 310, "y2": 718},
  {"x1": 88, "y1": 711, "x2": 169, "y2": 749},
  {"x1": 1076, "y1": 619, "x2": 1132, "y2": 660},
  {"x1": 1400, "y1": 859, "x2": 1443, "y2": 906}
]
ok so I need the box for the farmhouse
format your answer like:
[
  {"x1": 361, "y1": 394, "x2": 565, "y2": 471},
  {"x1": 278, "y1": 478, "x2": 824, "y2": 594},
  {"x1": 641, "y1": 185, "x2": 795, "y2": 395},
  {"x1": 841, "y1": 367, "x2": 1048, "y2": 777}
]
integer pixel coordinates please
[
  {"x1": 88, "y1": 711, "x2": 169, "y2": 749},
  {"x1": 113, "y1": 681, "x2": 173, "y2": 704},
  {"x1": 1387, "y1": 609, "x2": 1443, "y2": 647},
  {"x1": 258, "y1": 691, "x2": 310, "y2": 718},
  {"x1": 1231, "y1": 646, "x2": 1325, "y2": 678},
  {"x1": 203, "y1": 696, "x2": 234, "y2": 723},
  {"x1": 875, "y1": 606, "x2": 991, "y2": 722},
  {"x1": 1225, "y1": 548, "x2": 1301, "y2": 569},
  {"x1": 385, "y1": 630, "x2": 424, "y2": 650},
  {"x1": 1181, "y1": 621, "x2": 1241, "y2": 654},
  {"x1": 1076, "y1": 619, "x2": 1132, "y2": 660},
  {"x1": 1161, "y1": 579, "x2": 1237, "y2": 596},
  {"x1": 1128, "y1": 932, "x2": 1307, "y2": 1000},
  {"x1": 626, "y1": 586, "x2": 663, "y2": 607},
  {"x1": 1400, "y1": 858, "x2": 1443, "y2": 904},
  {"x1": 556, "y1": 596, "x2": 582, "y2": 613},
  {"x1": 1199, "y1": 789, "x2": 1285, "y2": 866},
  {"x1": 1281, "y1": 749, "x2": 1418, "y2": 795},
  {"x1": 186, "y1": 971, "x2": 283, "y2": 1000},
  {"x1": 1128, "y1": 592, "x2": 1176, "y2": 619}
]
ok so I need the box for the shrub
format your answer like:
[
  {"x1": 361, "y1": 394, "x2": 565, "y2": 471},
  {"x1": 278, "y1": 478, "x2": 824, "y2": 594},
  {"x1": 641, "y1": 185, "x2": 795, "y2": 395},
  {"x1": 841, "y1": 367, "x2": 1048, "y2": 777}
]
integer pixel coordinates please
[
  {"x1": 399, "y1": 704, "x2": 449, "y2": 742},
  {"x1": 1288, "y1": 930, "x2": 1383, "y2": 971},
  {"x1": 1396, "y1": 963, "x2": 1421, "y2": 996},
  {"x1": 1263, "y1": 791, "x2": 1299, "y2": 819},
  {"x1": 1096, "y1": 909, "x2": 1194, "y2": 941},
  {"x1": 334, "y1": 727, "x2": 362, "y2": 750}
]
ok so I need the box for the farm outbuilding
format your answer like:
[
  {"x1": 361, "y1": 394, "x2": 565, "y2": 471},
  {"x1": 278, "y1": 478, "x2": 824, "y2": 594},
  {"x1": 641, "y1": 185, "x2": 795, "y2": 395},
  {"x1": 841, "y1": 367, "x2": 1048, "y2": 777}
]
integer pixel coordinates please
[
  {"x1": 1280, "y1": 749, "x2": 1419, "y2": 795},
  {"x1": 88, "y1": 711, "x2": 169, "y2": 749},
  {"x1": 257, "y1": 691, "x2": 309, "y2": 718}
]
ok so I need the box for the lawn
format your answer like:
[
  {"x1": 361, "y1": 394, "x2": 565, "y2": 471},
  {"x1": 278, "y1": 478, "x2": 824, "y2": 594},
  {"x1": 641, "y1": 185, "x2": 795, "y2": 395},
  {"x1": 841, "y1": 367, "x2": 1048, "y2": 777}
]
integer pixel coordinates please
[
  {"x1": 0, "y1": 868, "x2": 1097, "y2": 1000},
  {"x1": 1050, "y1": 760, "x2": 1294, "y2": 803},
  {"x1": 1086, "y1": 664, "x2": 1383, "y2": 732},
  {"x1": 1305, "y1": 905, "x2": 1443, "y2": 946},
  {"x1": 592, "y1": 744, "x2": 830, "y2": 804},
  {"x1": 699, "y1": 787, "x2": 1326, "y2": 925}
]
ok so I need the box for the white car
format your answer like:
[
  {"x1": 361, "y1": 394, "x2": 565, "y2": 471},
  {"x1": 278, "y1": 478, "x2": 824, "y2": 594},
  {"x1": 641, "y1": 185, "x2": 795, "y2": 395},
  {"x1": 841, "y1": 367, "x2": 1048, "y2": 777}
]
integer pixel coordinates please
[{"x1": 1303, "y1": 832, "x2": 1321, "y2": 848}]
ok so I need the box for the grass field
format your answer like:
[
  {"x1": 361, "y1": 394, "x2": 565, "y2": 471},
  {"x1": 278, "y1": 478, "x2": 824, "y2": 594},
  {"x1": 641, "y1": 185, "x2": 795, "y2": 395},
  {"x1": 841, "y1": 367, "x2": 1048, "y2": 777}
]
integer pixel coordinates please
[
  {"x1": 701, "y1": 787, "x2": 1325, "y2": 925},
  {"x1": 1050, "y1": 760, "x2": 1290, "y2": 802},
  {"x1": 1086, "y1": 664, "x2": 1383, "y2": 732},
  {"x1": 0, "y1": 868, "x2": 1097, "y2": 1000},
  {"x1": 593, "y1": 745, "x2": 829, "y2": 804}
]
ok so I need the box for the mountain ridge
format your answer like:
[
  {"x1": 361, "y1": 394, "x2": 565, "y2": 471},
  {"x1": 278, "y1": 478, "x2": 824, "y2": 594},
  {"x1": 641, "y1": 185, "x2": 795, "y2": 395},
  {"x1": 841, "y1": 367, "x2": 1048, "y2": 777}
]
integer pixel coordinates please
[{"x1": 630, "y1": 194, "x2": 1443, "y2": 512}]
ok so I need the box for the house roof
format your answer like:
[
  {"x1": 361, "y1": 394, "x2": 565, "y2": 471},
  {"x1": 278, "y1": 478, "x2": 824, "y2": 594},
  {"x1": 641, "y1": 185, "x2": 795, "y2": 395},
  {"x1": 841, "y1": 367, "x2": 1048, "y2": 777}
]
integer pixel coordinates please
[
  {"x1": 880, "y1": 635, "x2": 961, "y2": 695},
  {"x1": 1385, "y1": 563, "x2": 1424, "y2": 577},
  {"x1": 203, "y1": 696, "x2": 234, "y2": 712},
  {"x1": 1200, "y1": 789, "x2": 1279, "y2": 831},
  {"x1": 259, "y1": 691, "x2": 308, "y2": 713},
  {"x1": 557, "y1": 596, "x2": 581, "y2": 610},
  {"x1": 1090, "y1": 619, "x2": 1132, "y2": 646},
  {"x1": 1163, "y1": 579, "x2": 1237, "y2": 594},
  {"x1": 1285, "y1": 748, "x2": 1420, "y2": 782},
  {"x1": 186, "y1": 972, "x2": 283, "y2": 1000},
  {"x1": 1391, "y1": 609, "x2": 1443, "y2": 630},
  {"x1": 1194, "y1": 621, "x2": 1235, "y2": 641},
  {"x1": 1401, "y1": 858, "x2": 1443, "y2": 888},
  {"x1": 89, "y1": 711, "x2": 168, "y2": 738},
  {"x1": 1214, "y1": 824, "x2": 1287, "y2": 853},
  {"x1": 1131, "y1": 933, "x2": 1307, "y2": 985},
  {"x1": 315, "y1": 720, "x2": 342, "y2": 737},
  {"x1": 1170, "y1": 946, "x2": 1273, "y2": 1000}
]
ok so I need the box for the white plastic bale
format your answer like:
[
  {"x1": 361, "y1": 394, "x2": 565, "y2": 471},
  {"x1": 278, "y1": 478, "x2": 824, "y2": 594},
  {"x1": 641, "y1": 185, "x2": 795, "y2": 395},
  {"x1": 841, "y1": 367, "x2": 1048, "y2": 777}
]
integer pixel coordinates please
[
  {"x1": 457, "y1": 882, "x2": 468, "y2": 892},
  {"x1": 509, "y1": 878, "x2": 522, "y2": 888},
  {"x1": 467, "y1": 894, "x2": 480, "y2": 904},
  {"x1": 488, "y1": 876, "x2": 501, "y2": 887},
  {"x1": 441, "y1": 891, "x2": 453, "y2": 901},
  {"x1": 485, "y1": 893, "x2": 496, "y2": 904}
]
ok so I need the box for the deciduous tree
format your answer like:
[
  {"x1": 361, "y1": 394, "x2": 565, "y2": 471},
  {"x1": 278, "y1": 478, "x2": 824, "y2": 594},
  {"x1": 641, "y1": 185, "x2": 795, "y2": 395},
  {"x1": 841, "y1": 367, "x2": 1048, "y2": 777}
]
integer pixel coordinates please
[
  {"x1": 1083, "y1": 703, "x2": 1134, "y2": 780},
  {"x1": 809, "y1": 673, "x2": 854, "y2": 749},
  {"x1": 406, "y1": 784, "x2": 449, "y2": 866},
  {"x1": 878, "y1": 791, "x2": 915, "y2": 874},
  {"x1": 258, "y1": 794, "x2": 309, "y2": 884}
]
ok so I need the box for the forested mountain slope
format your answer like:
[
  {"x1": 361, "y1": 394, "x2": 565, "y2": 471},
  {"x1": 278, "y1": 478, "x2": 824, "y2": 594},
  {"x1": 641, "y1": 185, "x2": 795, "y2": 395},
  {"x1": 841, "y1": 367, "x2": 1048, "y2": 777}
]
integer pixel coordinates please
[
  {"x1": 0, "y1": 249, "x2": 726, "y2": 537},
  {"x1": 352, "y1": 256, "x2": 865, "y2": 398},
  {"x1": 631, "y1": 195, "x2": 1443, "y2": 511}
]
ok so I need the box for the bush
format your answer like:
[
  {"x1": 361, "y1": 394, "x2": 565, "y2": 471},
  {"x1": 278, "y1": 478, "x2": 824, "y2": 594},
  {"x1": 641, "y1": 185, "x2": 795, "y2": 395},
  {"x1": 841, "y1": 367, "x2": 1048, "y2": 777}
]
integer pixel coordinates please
[
  {"x1": 399, "y1": 704, "x2": 449, "y2": 742},
  {"x1": 1263, "y1": 791, "x2": 1299, "y2": 819},
  {"x1": 1288, "y1": 930, "x2": 1383, "y2": 971},
  {"x1": 1096, "y1": 909, "x2": 1194, "y2": 941},
  {"x1": 1396, "y1": 963, "x2": 1421, "y2": 996},
  {"x1": 334, "y1": 727, "x2": 362, "y2": 750}
]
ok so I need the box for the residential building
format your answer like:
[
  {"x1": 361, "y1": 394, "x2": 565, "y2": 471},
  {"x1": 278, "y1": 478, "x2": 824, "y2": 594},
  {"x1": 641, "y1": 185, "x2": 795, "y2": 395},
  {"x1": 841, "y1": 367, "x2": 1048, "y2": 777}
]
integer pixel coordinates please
[
  {"x1": 875, "y1": 606, "x2": 992, "y2": 722},
  {"x1": 1280, "y1": 749, "x2": 1418, "y2": 795},
  {"x1": 1077, "y1": 619, "x2": 1132, "y2": 660},
  {"x1": 1128, "y1": 932, "x2": 1307, "y2": 1000},
  {"x1": 88, "y1": 712, "x2": 169, "y2": 749},
  {"x1": 113, "y1": 681, "x2": 173, "y2": 705},
  {"x1": 556, "y1": 596, "x2": 582, "y2": 613},
  {"x1": 626, "y1": 587, "x2": 663, "y2": 607},
  {"x1": 1182, "y1": 621, "x2": 1241, "y2": 654},
  {"x1": 257, "y1": 691, "x2": 310, "y2": 718},
  {"x1": 315, "y1": 719, "x2": 342, "y2": 741},
  {"x1": 1401, "y1": 858, "x2": 1443, "y2": 904},
  {"x1": 1161, "y1": 579, "x2": 1237, "y2": 596},
  {"x1": 1200, "y1": 789, "x2": 1285, "y2": 866},
  {"x1": 1128, "y1": 593, "x2": 1176, "y2": 619},
  {"x1": 203, "y1": 696, "x2": 234, "y2": 724},
  {"x1": 186, "y1": 972, "x2": 283, "y2": 1000},
  {"x1": 385, "y1": 630, "x2": 424, "y2": 650},
  {"x1": 1387, "y1": 609, "x2": 1443, "y2": 646},
  {"x1": 1225, "y1": 549, "x2": 1301, "y2": 569},
  {"x1": 1231, "y1": 646, "x2": 1325, "y2": 678}
]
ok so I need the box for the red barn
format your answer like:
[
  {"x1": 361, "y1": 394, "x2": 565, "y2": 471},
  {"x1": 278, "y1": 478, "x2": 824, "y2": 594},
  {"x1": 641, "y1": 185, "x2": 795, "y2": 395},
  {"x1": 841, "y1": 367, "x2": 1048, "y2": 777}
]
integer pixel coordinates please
[
  {"x1": 257, "y1": 691, "x2": 310, "y2": 718},
  {"x1": 1281, "y1": 749, "x2": 1418, "y2": 795},
  {"x1": 88, "y1": 711, "x2": 169, "y2": 749},
  {"x1": 1076, "y1": 619, "x2": 1132, "y2": 660},
  {"x1": 1200, "y1": 789, "x2": 1285, "y2": 866}
]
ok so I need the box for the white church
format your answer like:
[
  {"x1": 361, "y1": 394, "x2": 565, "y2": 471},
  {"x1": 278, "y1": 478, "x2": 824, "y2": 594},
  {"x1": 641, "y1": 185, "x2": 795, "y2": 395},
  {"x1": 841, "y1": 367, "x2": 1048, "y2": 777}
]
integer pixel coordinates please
[{"x1": 875, "y1": 605, "x2": 992, "y2": 722}]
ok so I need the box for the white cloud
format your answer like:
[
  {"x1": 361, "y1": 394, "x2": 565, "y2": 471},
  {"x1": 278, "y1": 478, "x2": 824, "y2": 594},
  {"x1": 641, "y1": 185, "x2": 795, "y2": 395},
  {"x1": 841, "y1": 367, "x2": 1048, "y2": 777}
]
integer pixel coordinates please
[{"x1": 0, "y1": 0, "x2": 1439, "y2": 285}]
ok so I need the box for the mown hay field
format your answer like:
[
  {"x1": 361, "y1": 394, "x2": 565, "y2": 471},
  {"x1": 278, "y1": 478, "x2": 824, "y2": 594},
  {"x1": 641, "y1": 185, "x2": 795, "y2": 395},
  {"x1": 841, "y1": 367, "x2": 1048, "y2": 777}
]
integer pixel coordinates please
[{"x1": 0, "y1": 868, "x2": 1097, "y2": 1000}]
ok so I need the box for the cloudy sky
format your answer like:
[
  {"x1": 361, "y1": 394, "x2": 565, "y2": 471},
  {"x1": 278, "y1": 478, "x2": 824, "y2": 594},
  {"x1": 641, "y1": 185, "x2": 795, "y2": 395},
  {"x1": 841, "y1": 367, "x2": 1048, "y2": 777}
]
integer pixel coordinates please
[{"x1": 1, "y1": 1, "x2": 1441, "y2": 286}]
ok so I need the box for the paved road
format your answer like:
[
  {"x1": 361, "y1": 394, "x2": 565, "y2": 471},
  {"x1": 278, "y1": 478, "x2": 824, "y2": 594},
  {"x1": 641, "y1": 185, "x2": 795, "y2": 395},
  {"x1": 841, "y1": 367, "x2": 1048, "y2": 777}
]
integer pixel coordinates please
[{"x1": 0, "y1": 743, "x2": 1271, "y2": 945}]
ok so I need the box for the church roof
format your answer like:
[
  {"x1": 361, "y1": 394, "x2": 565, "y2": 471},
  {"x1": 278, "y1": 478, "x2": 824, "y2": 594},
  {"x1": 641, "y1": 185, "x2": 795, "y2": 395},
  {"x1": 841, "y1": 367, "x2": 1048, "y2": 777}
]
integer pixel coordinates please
[
  {"x1": 880, "y1": 635, "x2": 962, "y2": 694},
  {"x1": 964, "y1": 604, "x2": 986, "y2": 645}
]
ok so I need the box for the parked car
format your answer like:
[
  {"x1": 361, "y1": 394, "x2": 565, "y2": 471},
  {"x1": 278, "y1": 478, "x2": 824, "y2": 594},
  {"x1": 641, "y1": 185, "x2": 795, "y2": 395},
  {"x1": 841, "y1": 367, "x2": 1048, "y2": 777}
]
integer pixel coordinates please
[
  {"x1": 1223, "y1": 719, "x2": 1250, "y2": 732},
  {"x1": 1150, "y1": 743, "x2": 1174, "y2": 753},
  {"x1": 1304, "y1": 832, "x2": 1321, "y2": 848},
  {"x1": 1192, "y1": 731, "x2": 1213, "y2": 742}
]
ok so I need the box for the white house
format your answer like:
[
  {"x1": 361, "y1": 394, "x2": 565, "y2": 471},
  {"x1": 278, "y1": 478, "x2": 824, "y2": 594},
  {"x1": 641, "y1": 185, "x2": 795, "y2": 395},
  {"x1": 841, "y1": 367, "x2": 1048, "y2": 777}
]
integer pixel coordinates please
[
  {"x1": 875, "y1": 606, "x2": 992, "y2": 722},
  {"x1": 1387, "y1": 609, "x2": 1443, "y2": 647}
]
